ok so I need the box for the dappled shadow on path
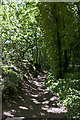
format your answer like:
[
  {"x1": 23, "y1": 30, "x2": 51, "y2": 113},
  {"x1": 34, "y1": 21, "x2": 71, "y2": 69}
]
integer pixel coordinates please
[{"x1": 2, "y1": 72, "x2": 67, "y2": 119}]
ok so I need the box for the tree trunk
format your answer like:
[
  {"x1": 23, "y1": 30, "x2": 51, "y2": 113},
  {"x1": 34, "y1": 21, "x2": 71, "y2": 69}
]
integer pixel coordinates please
[
  {"x1": 35, "y1": 29, "x2": 38, "y2": 65},
  {"x1": 64, "y1": 50, "x2": 68, "y2": 72},
  {"x1": 55, "y1": 17, "x2": 62, "y2": 79},
  {"x1": 77, "y1": 2, "x2": 80, "y2": 77}
]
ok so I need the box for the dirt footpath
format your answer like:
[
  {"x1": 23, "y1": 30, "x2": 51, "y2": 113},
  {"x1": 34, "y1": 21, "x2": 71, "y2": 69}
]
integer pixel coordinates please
[{"x1": 2, "y1": 72, "x2": 67, "y2": 120}]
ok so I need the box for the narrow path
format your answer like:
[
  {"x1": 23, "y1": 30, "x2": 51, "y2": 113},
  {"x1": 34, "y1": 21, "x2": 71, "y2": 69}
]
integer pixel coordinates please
[{"x1": 2, "y1": 72, "x2": 67, "y2": 120}]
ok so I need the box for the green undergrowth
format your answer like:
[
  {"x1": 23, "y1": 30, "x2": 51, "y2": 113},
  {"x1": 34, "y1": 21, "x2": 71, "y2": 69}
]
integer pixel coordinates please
[
  {"x1": 46, "y1": 72, "x2": 80, "y2": 120},
  {"x1": 1, "y1": 62, "x2": 41, "y2": 100},
  {"x1": 2, "y1": 66, "x2": 22, "y2": 100}
]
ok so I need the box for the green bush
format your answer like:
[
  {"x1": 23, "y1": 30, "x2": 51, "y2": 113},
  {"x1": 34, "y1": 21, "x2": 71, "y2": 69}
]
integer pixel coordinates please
[
  {"x1": 46, "y1": 72, "x2": 80, "y2": 119},
  {"x1": 2, "y1": 67, "x2": 21, "y2": 100}
]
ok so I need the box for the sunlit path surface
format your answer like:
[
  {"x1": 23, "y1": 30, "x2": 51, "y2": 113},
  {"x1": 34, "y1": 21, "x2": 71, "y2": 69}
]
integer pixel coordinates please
[{"x1": 2, "y1": 72, "x2": 67, "y2": 120}]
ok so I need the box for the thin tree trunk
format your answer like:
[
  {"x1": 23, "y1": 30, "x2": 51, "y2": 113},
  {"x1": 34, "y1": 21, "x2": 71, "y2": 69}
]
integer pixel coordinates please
[
  {"x1": 77, "y1": 2, "x2": 80, "y2": 73},
  {"x1": 55, "y1": 17, "x2": 62, "y2": 79},
  {"x1": 35, "y1": 29, "x2": 38, "y2": 65}
]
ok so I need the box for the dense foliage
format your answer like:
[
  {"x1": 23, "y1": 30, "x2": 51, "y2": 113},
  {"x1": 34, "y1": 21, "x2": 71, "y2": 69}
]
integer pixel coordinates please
[
  {"x1": 1, "y1": 1, "x2": 80, "y2": 119},
  {"x1": 46, "y1": 73, "x2": 80, "y2": 119},
  {"x1": 38, "y1": 2, "x2": 80, "y2": 79},
  {"x1": 38, "y1": 2, "x2": 80, "y2": 119}
]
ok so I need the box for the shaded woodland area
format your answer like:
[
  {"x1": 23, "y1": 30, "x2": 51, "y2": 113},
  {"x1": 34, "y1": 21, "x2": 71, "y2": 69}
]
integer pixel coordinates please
[{"x1": 0, "y1": 1, "x2": 80, "y2": 120}]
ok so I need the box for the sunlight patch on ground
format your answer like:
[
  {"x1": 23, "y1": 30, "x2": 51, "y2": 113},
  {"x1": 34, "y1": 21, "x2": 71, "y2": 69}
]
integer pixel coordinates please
[
  {"x1": 3, "y1": 111, "x2": 14, "y2": 117},
  {"x1": 40, "y1": 112, "x2": 45, "y2": 116},
  {"x1": 50, "y1": 96, "x2": 59, "y2": 101},
  {"x1": 19, "y1": 106, "x2": 28, "y2": 110},
  {"x1": 5, "y1": 117, "x2": 25, "y2": 120},
  {"x1": 45, "y1": 87, "x2": 50, "y2": 91},
  {"x1": 47, "y1": 107, "x2": 67, "y2": 113},
  {"x1": 19, "y1": 96, "x2": 25, "y2": 102},
  {"x1": 38, "y1": 88, "x2": 45, "y2": 92},
  {"x1": 41, "y1": 105, "x2": 49, "y2": 111},
  {"x1": 31, "y1": 94, "x2": 39, "y2": 97},
  {"x1": 30, "y1": 105, "x2": 33, "y2": 110},
  {"x1": 11, "y1": 109, "x2": 16, "y2": 113},
  {"x1": 33, "y1": 81, "x2": 45, "y2": 87},
  {"x1": 44, "y1": 91, "x2": 49, "y2": 94},
  {"x1": 12, "y1": 101, "x2": 17, "y2": 104},
  {"x1": 43, "y1": 98, "x2": 46, "y2": 100},
  {"x1": 42, "y1": 100, "x2": 49, "y2": 104},
  {"x1": 32, "y1": 115, "x2": 37, "y2": 118},
  {"x1": 41, "y1": 105, "x2": 67, "y2": 114},
  {"x1": 31, "y1": 98, "x2": 41, "y2": 104},
  {"x1": 37, "y1": 75, "x2": 47, "y2": 80}
]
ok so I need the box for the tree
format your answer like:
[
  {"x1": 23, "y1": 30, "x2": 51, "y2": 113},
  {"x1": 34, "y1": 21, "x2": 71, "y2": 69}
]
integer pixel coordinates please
[
  {"x1": 38, "y1": 2, "x2": 79, "y2": 79},
  {"x1": 2, "y1": 1, "x2": 41, "y2": 65}
]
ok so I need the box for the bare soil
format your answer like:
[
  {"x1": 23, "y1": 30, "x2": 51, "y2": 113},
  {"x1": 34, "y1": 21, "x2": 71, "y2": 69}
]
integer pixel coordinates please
[{"x1": 2, "y1": 71, "x2": 67, "y2": 120}]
